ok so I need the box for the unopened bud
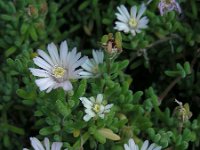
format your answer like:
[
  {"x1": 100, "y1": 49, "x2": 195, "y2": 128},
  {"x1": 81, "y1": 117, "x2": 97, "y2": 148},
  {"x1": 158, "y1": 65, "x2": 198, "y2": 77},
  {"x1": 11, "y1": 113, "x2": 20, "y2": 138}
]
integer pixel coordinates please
[{"x1": 174, "y1": 99, "x2": 192, "y2": 122}]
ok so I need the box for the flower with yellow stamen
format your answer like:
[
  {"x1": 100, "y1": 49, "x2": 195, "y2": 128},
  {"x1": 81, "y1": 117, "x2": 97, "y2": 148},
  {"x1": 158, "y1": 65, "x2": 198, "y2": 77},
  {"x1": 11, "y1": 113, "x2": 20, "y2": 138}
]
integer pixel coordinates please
[
  {"x1": 29, "y1": 41, "x2": 87, "y2": 93},
  {"x1": 80, "y1": 94, "x2": 113, "y2": 122},
  {"x1": 114, "y1": 3, "x2": 149, "y2": 36}
]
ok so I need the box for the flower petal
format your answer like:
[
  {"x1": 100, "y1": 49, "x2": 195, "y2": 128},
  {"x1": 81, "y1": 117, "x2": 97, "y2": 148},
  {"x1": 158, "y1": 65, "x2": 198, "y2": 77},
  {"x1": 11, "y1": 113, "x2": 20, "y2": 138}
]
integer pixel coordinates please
[
  {"x1": 37, "y1": 49, "x2": 54, "y2": 66},
  {"x1": 117, "y1": 5, "x2": 130, "y2": 20},
  {"x1": 29, "y1": 68, "x2": 49, "y2": 77},
  {"x1": 47, "y1": 42, "x2": 60, "y2": 65},
  {"x1": 51, "y1": 142, "x2": 63, "y2": 150},
  {"x1": 30, "y1": 137, "x2": 45, "y2": 150},
  {"x1": 130, "y1": 6, "x2": 137, "y2": 18},
  {"x1": 44, "y1": 138, "x2": 50, "y2": 150},
  {"x1": 84, "y1": 114, "x2": 93, "y2": 121},
  {"x1": 56, "y1": 80, "x2": 73, "y2": 91},
  {"x1": 137, "y1": 3, "x2": 146, "y2": 19},
  {"x1": 59, "y1": 40, "x2": 68, "y2": 66},
  {"x1": 96, "y1": 94, "x2": 103, "y2": 103},
  {"x1": 33, "y1": 57, "x2": 52, "y2": 71},
  {"x1": 35, "y1": 78, "x2": 55, "y2": 91},
  {"x1": 141, "y1": 140, "x2": 149, "y2": 150}
]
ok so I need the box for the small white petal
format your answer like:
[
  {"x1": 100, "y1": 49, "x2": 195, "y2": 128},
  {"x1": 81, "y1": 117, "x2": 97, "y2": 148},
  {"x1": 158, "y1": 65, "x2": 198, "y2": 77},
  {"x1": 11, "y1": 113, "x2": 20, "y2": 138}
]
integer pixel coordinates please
[
  {"x1": 30, "y1": 137, "x2": 45, "y2": 150},
  {"x1": 44, "y1": 138, "x2": 50, "y2": 150},
  {"x1": 35, "y1": 78, "x2": 55, "y2": 91},
  {"x1": 51, "y1": 142, "x2": 63, "y2": 150},
  {"x1": 60, "y1": 40, "x2": 68, "y2": 66},
  {"x1": 92, "y1": 50, "x2": 99, "y2": 64},
  {"x1": 79, "y1": 71, "x2": 93, "y2": 77},
  {"x1": 98, "y1": 113, "x2": 105, "y2": 118},
  {"x1": 131, "y1": 6, "x2": 137, "y2": 18},
  {"x1": 29, "y1": 68, "x2": 49, "y2": 77},
  {"x1": 96, "y1": 94, "x2": 103, "y2": 103},
  {"x1": 115, "y1": 13, "x2": 128, "y2": 23},
  {"x1": 47, "y1": 42, "x2": 60, "y2": 65},
  {"x1": 153, "y1": 146, "x2": 162, "y2": 150},
  {"x1": 117, "y1": 5, "x2": 130, "y2": 20},
  {"x1": 80, "y1": 97, "x2": 93, "y2": 108},
  {"x1": 83, "y1": 114, "x2": 92, "y2": 121},
  {"x1": 37, "y1": 49, "x2": 54, "y2": 66},
  {"x1": 147, "y1": 143, "x2": 155, "y2": 150},
  {"x1": 72, "y1": 56, "x2": 87, "y2": 69},
  {"x1": 137, "y1": 3, "x2": 146, "y2": 19},
  {"x1": 85, "y1": 109, "x2": 95, "y2": 117},
  {"x1": 124, "y1": 144, "x2": 131, "y2": 150},
  {"x1": 138, "y1": 17, "x2": 149, "y2": 29},
  {"x1": 141, "y1": 140, "x2": 149, "y2": 150},
  {"x1": 115, "y1": 21, "x2": 130, "y2": 33},
  {"x1": 33, "y1": 57, "x2": 52, "y2": 71},
  {"x1": 56, "y1": 80, "x2": 73, "y2": 91},
  {"x1": 81, "y1": 59, "x2": 93, "y2": 71},
  {"x1": 129, "y1": 139, "x2": 137, "y2": 150},
  {"x1": 130, "y1": 30, "x2": 136, "y2": 36}
]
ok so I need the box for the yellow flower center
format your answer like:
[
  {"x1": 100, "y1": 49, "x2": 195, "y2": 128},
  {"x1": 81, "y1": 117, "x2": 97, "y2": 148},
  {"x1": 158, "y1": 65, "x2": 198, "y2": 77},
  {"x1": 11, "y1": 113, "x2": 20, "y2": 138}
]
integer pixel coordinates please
[
  {"x1": 165, "y1": 0, "x2": 173, "y2": 4},
  {"x1": 128, "y1": 18, "x2": 138, "y2": 28},
  {"x1": 93, "y1": 104, "x2": 101, "y2": 113},
  {"x1": 92, "y1": 65, "x2": 99, "y2": 74},
  {"x1": 52, "y1": 66, "x2": 65, "y2": 78}
]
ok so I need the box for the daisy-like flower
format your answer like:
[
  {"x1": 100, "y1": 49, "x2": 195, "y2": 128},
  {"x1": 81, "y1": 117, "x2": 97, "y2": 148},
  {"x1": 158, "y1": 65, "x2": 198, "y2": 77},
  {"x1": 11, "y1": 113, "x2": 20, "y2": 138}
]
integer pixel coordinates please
[
  {"x1": 79, "y1": 94, "x2": 113, "y2": 122},
  {"x1": 29, "y1": 41, "x2": 87, "y2": 93},
  {"x1": 114, "y1": 4, "x2": 149, "y2": 36},
  {"x1": 23, "y1": 137, "x2": 68, "y2": 150},
  {"x1": 79, "y1": 50, "x2": 104, "y2": 78},
  {"x1": 124, "y1": 138, "x2": 162, "y2": 150},
  {"x1": 158, "y1": 0, "x2": 181, "y2": 16}
]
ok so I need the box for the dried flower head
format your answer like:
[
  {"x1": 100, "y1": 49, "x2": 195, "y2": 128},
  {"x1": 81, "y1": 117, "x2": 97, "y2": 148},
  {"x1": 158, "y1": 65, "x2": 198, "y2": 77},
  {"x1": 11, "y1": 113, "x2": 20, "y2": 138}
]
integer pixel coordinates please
[
  {"x1": 174, "y1": 99, "x2": 192, "y2": 122},
  {"x1": 101, "y1": 32, "x2": 122, "y2": 58}
]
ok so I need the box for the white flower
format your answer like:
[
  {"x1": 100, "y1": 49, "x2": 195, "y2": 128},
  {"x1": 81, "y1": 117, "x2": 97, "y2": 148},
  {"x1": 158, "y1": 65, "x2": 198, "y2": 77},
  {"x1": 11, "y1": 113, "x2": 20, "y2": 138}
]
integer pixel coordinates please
[
  {"x1": 79, "y1": 94, "x2": 113, "y2": 121},
  {"x1": 79, "y1": 50, "x2": 104, "y2": 78},
  {"x1": 29, "y1": 41, "x2": 87, "y2": 93},
  {"x1": 23, "y1": 137, "x2": 68, "y2": 150},
  {"x1": 124, "y1": 138, "x2": 162, "y2": 150},
  {"x1": 114, "y1": 4, "x2": 149, "y2": 36}
]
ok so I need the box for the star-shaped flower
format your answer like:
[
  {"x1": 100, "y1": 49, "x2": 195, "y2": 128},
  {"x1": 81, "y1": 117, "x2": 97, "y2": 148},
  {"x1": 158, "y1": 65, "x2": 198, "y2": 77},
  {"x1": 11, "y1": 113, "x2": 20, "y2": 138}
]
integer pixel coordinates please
[
  {"x1": 80, "y1": 94, "x2": 113, "y2": 121},
  {"x1": 29, "y1": 41, "x2": 87, "y2": 93},
  {"x1": 114, "y1": 4, "x2": 149, "y2": 36}
]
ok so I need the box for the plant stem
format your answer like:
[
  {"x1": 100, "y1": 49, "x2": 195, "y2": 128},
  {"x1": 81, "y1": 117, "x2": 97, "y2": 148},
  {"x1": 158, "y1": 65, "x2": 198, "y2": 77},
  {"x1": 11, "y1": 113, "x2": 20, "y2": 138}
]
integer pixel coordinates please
[
  {"x1": 158, "y1": 48, "x2": 199, "y2": 102},
  {"x1": 146, "y1": 34, "x2": 182, "y2": 50},
  {"x1": 158, "y1": 76, "x2": 181, "y2": 102}
]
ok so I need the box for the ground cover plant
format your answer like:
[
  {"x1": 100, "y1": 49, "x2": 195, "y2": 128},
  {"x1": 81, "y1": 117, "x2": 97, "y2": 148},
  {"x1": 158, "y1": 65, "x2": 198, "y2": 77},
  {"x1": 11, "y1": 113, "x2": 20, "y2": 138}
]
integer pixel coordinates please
[{"x1": 0, "y1": 0, "x2": 200, "y2": 150}]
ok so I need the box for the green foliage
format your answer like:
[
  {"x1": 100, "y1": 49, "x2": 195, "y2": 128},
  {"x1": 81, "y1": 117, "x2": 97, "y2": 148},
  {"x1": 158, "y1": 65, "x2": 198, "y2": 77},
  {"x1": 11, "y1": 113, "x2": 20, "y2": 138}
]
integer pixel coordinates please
[{"x1": 0, "y1": 0, "x2": 200, "y2": 150}]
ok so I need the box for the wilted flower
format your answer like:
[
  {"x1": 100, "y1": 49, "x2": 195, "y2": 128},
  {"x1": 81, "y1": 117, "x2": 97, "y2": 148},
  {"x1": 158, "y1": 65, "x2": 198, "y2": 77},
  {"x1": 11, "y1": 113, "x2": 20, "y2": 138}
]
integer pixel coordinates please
[
  {"x1": 114, "y1": 4, "x2": 149, "y2": 36},
  {"x1": 101, "y1": 32, "x2": 122, "y2": 58},
  {"x1": 79, "y1": 50, "x2": 104, "y2": 78},
  {"x1": 29, "y1": 41, "x2": 87, "y2": 93},
  {"x1": 174, "y1": 99, "x2": 192, "y2": 122},
  {"x1": 23, "y1": 137, "x2": 68, "y2": 150},
  {"x1": 158, "y1": 0, "x2": 181, "y2": 16},
  {"x1": 80, "y1": 94, "x2": 113, "y2": 121},
  {"x1": 124, "y1": 138, "x2": 162, "y2": 150}
]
